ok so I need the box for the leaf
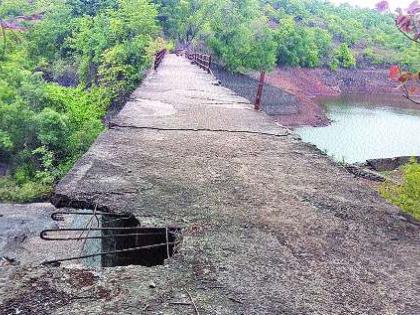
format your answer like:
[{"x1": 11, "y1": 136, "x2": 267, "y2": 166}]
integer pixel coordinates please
[
  {"x1": 375, "y1": 1, "x2": 389, "y2": 12},
  {"x1": 389, "y1": 65, "x2": 401, "y2": 81},
  {"x1": 407, "y1": 1, "x2": 420, "y2": 15},
  {"x1": 396, "y1": 15, "x2": 412, "y2": 32},
  {"x1": 398, "y1": 72, "x2": 414, "y2": 83}
]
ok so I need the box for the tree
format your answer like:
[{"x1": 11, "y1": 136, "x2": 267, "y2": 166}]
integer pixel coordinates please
[
  {"x1": 157, "y1": 0, "x2": 277, "y2": 72},
  {"x1": 334, "y1": 43, "x2": 356, "y2": 69},
  {"x1": 377, "y1": 1, "x2": 420, "y2": 104},
  {"x1": 0, "y1": 0, "x2": 163, "y2": 202},
  {"x1": 275, "y1": 16, "x2": 332, "y2": 68},
  {"x1": 204, "y1": 0, "x2": 277, "y2": 72},
  {"x1": 0, "y1": 0, "x2": 43, "y2": 60}
]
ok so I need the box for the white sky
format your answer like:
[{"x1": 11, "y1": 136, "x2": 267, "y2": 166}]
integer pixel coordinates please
[{"x1": 329, "y1": 0, "x2": 414, "y2": 10}]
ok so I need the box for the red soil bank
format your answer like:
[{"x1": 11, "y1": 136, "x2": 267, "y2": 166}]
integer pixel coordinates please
[{"x1": 265, "y1": 67, "x2": 418, "y2": 127}]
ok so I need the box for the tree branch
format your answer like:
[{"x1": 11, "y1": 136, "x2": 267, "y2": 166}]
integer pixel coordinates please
[
  {"x1": 0, "y1": 22, "x2": 6, "y2": 60},
  {"x1": 398, "y1": 27, "x2": 420, "y2": 45},
  {"x1": 402, "y1": 85, "x2": 420, "y2": 105}
]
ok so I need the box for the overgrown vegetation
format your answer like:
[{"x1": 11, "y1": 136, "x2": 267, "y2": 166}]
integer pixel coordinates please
[
  {"x1": 0, "y1": 0, "x2": 163, "y2": 202},
  {"x1": 380, "y1": 159, "x2": 420, "y2": 221},
  {"x1": 156, "y1": 0, "x2": 278, "y2": 72},
  {"x1": 156, "y1": 0, "x2": 417, "y2": 70}
]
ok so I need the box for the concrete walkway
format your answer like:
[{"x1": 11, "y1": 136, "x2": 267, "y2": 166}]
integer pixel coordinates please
[{"x1": 1, "y1": 55, "x2": 419, "y2": 315}]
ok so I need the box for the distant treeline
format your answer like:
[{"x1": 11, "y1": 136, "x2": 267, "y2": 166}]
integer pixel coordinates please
[{"x1": 155, "y1": 0, "x2": 418, "y2": 71}]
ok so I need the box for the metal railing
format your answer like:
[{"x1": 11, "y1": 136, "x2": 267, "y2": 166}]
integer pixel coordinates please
[
  {"x1": 154, "y1": 49, "x2": 167, "y2": 70},
  {"x1": 186, "y1": 49, "x2": 264, "y2": 111},
  {"x1": 186, "y1": 51, "x2": 212, "y2": 74},
  {"x1": 254, "y1": 71, "x2": 266, "y2": 110}
]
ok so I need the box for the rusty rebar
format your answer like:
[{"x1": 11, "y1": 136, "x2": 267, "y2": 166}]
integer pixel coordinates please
[
  {"x1": 41, "y1": 242, "x2": 177, "y2": 266},
  {"x1": 40, "y1": 227, "x2": 178, "y2": 241}
]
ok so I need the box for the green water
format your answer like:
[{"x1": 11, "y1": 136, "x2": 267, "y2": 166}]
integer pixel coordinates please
[{"x1": 295, "y1": 96, "x2": 420, "y2": 163}]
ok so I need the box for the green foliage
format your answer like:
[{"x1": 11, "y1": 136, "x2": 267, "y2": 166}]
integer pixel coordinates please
[
  {"x1": 334, "y1": 43, "x2": 356, "y2": 68},
  {"x1": 27, "y1": 3, "x2": 75, "y2": 62},
  {"x1": 68, "y1": 0, "x2": 159, "y2": 89},
  {"x1": 380, "y1": 159, "x2": 420, "y2": 221},
  {"x1": 157, "y1": 0, "x2": 409, "y2": 70},
  {"x1": 0, "y1": 0, "x2": 161, "y2": 202},
  {"x1": 0, "y1": 0, "x2": 32, "y2": 18},
  {"x1": 157, "y1": 0, "x2": 277, "y2": 72},
  {"x1": 202, "y1": 0, "x2": 277, "y2": 71},
  {"x1": 0, "y1": 176, "x2": 52, "y2": 203},
  {"x1": 275, "y1": 17, "x2": 331, "y2": 68},
  {"x1": 271, "y1": 0, "x2": 408, "y2": 68},
  {"x1": 400, "y1": 42, "x2": 420, "y2": 72}
]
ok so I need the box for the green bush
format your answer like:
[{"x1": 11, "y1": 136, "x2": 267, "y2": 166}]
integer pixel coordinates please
[
  {"x1": 334, "y1": 43, "x2": 356, "y2": 68},
  {"x1": 275, "y1": 17, "x2": 332, "y2": 68},
  {"x1": 400, "y1": 42, "x2": 420, "y2": 72},
  {"x1": 0, "y1": 177, "x2": 52, "y2": 203},
  {"x1": 380, "y1": 159, "x2": 420, "y2": 221},
  {"x1": 0, "y1": 0, "x2": 162, "y2": 202},
  {"x1": 156, "y1": 0, "x2": 407, "y2": 69}
]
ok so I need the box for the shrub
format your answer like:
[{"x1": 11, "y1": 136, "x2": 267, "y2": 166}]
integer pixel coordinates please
[
  {"x1": 0, "y1": 0, "x2": 161, "y2": 202},
  {"x1": 0, "y1": 177, "x2": 52, "y2": 203},
  {"x1": 380, "y1": 159, "x2": 420, "y2": 221},
  {"x1": 334, "y1": 43, "x2": 356, "y2": 68}
]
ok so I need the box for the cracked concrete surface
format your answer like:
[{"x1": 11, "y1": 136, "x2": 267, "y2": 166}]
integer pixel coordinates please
[{"x1": 1, "y1": 54, "x2": 419, "y2": 315}]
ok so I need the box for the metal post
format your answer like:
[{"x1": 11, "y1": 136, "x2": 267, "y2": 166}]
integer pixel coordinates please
[
  {"x1": 255, "y1": 71, "x2": 265, "y2": 110},
  {"x1": 208, "y1": 55, "x2": 212, "y2": 73}
]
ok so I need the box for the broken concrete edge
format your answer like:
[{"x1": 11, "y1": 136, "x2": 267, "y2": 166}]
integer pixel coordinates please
[
  {"x1": 365, "y1": 156, "x2": 420, "y2": 172},
  {"x1": 343, "y1": 162, "x2": 420, "y2": 227},
  {"x1": 294, "y1": 143, "x2": 420, "y2": 226},
  {"x1": 50, "y1": 193, "x2": 110, "y2": 213},
  {"x1": 344, "y1": 164, "x2": 387, "y2": 182},
  {"x1": 397, "y1": 212, "x2": 420, "y2": 227}
]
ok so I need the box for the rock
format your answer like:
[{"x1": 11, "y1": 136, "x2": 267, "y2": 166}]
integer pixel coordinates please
[
  {"x1": 366, "y1": 156, "x2": 420, "y2": 172},
  {"x1": 0, "y1": 256, "x2": 20, "y2": 266},
  {"x1": 148, "y1": 281, "x2": 156, "y2": 288},
  {"x1": 0, "y1": 203, "x2": 57, "y2": 264},
  {"x1": 345, "y1": 165, "x2": 386, "y2": 182}
]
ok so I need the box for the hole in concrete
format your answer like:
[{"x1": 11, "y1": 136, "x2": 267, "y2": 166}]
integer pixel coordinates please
[{"x1": 101, "y1": 215, "x2": 181, "y2": 267}]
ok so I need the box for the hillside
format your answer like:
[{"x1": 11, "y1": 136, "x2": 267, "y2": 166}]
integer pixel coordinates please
[
  {"x1": 156, "y1": 0, "x2": 418, "y2": 71},
  {"x1": 263, "y1": 0, "x2": 417, "y2": 69}
]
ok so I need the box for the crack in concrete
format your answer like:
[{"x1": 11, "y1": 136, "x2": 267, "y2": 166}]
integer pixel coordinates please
[
  {"x1": 128, "y1": 96, "x2": 250, "y2": 105},
  {"x1": 108, "y1": 123, "x2": 290, "y2": 138}
]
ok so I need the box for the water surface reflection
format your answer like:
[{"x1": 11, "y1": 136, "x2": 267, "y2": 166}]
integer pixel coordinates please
[{"x1": 295, "y1": 95, "x2": 420, "y2": 163}]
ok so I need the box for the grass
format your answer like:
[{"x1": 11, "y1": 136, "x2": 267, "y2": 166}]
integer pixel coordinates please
[
  {"x1": 380, "y1": 159, "x2": 420, "y2": 221},
  {"x1": 0, "y1": 177, "x2": 52, "y2": 203}
]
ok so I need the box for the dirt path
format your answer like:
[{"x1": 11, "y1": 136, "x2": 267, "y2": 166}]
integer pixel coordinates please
[{"x1": 1, "y1": 54, "x2": 419, "y2": 315}]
